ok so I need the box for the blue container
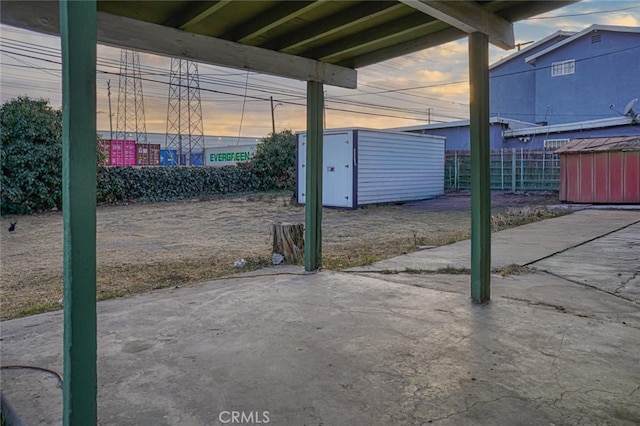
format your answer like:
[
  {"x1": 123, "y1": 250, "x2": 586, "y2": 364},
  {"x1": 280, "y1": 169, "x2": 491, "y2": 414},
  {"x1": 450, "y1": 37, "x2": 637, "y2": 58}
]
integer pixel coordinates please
[
  {"x1": 160, "y1": 149, "x2": 178, "y2": 166},
  {"x1": 189, "y1": 153, "x2": 204, "y2": 166}
]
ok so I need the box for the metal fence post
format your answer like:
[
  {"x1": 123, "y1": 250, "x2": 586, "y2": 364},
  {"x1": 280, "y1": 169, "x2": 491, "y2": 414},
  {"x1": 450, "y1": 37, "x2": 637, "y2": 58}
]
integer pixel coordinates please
[
  {"x1": 520, "y1": 148, "x2": 524, "y2": 190},
  {"x1": 500, "y1": 148, "x2": 504, "y2": 190},
  {"x1": 454, "y1": 150, "x2": 458, "y2": 189},
  {"x1": 511, "y1": 148, "x2": 516, "y2": 191},
  {"x1": 542, "y1": 148, "x2": 547, "y2": 189}
]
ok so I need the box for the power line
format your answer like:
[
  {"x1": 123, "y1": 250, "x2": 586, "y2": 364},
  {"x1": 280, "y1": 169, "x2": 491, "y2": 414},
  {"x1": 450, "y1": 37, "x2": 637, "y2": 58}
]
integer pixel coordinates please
[
  {"x1": 528, "y1": 4, "x2": 640, "y2": 20},
  {"x1": 0, "y1": 36, "x2": 470, "y2": 117}
]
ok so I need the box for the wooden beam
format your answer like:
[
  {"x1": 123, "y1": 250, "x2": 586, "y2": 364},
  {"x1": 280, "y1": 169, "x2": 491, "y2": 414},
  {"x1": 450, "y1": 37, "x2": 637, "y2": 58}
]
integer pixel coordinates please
[
  {"x1": 305, "y1": 81, "x2": 324, "y2": 271},
  {"x1": 224, "y1": 1, "x2": 324, "y2": 44},
  {"x1": 163, "y1": 0, "x2": 233, "y2": 31},
  {"x1": 400, "y1": 0, "x2": 515, "y2": 49},
  {"x1": 468, "y1": 32, "x2": 491, "y2": 303},
  {"x1": 338, "y1": 27, "x2": 464, "y2": 68},
  {"x1": 307, "y1": 13, "x2": 439, "y2": 63},
  {"x1": 59, "y1": 0, "x2": 97, "y2": 424},
  {"x1": 0, "y1": 1, "x2": 357, "y2": 89},
  {"x1": 261, "y1": 2, "x2": 402, "y2": 53}
]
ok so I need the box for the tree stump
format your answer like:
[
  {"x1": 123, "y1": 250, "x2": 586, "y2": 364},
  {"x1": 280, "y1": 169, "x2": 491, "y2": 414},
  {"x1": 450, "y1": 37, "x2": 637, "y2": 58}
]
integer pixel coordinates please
[{"x1": 272, "y1": 222, "x2": 304, "y2": 264}]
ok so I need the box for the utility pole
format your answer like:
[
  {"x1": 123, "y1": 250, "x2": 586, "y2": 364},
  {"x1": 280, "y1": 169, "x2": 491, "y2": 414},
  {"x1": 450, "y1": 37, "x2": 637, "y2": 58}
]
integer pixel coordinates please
[
  {"x1": 270, "y1": 96, "x2": 283, "y2": 135},
  {"x1": 106, "y1": 80, "x2": 113, "y2": 140},
  {"x1": 427, "y1": 108, "x2": 432, "y2": 124},
  {"x1": 516, "y1": 41, "x2": 534, "y2": 51},
  {"x1": 270, "y1": 96, "x2": 276, "y2": 134}
]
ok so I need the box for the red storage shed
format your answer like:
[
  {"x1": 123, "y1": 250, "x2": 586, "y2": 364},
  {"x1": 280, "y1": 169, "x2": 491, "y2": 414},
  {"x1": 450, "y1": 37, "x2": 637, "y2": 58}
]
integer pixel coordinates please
[{"x1": 557, "y1": 136, "x2": 640, "y2": 204}]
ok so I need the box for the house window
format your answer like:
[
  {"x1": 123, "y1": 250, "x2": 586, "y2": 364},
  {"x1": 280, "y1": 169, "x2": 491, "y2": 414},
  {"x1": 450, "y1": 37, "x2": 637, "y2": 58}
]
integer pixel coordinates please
[
  {"x1": 544, "y1": 139, "x2": 570, "y2": 149},
  {"x1": 551, "y1": 59, "x2": 575, "y2": 76}
]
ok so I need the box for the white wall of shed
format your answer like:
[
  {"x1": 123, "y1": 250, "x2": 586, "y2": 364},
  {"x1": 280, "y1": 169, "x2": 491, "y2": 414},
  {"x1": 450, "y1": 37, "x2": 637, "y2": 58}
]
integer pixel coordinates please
[{"x1": 356, "y1": 130, "x2": 445, "y2": 205}]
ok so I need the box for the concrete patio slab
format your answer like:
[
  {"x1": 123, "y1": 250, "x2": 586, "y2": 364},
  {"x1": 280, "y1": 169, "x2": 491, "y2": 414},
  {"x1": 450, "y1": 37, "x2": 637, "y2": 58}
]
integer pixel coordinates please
[
  {"x1": 2, "y1": 209, "x2": 639, "y2": 425},
  {"x1": 348, "y1": 209, "x2": 640, "y2": 273},
  {"x1": 533, "y1": 222, "x2": 640, "y2": 302}
]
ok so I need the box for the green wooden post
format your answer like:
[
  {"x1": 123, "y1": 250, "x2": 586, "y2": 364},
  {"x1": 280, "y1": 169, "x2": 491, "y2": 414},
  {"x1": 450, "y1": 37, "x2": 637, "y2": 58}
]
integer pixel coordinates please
[
  {"x1": 305, "y1": 81, "x2": 324, "y2": 271},
  {"x1": 469, "y1": 32, "x2": 491, "y2": 303},
  {"x1": 60, "y1": 0, "x2": 97, "y2": 424}
]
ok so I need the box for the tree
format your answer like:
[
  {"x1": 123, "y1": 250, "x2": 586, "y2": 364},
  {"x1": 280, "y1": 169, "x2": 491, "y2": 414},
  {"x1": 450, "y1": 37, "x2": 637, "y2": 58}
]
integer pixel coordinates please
[
  {"x1": 1, "y1": 97, "x2": 63, "y2": 214},
  {"x1": 245, "y1": 129, "x2": 296, "y2": 191},
  {"x1": 1, "y1": 97, "x2": 105, "y2": 214}
]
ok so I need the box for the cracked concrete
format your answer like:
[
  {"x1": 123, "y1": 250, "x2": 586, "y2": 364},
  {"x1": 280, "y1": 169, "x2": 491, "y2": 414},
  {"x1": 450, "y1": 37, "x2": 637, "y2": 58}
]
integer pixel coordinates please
[{"x1": 1, "y1": 209, "x2": 640, "y2": 425}]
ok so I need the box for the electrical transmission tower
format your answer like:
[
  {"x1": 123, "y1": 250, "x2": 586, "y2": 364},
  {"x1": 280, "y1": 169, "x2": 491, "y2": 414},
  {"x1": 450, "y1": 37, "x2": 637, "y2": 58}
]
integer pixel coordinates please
[
  {"x1": 165, "y1": 59, "x2": 205, "y2": 166},
  {"x1": 115, "y1": 49, "x2": 148, "y2": 146}
]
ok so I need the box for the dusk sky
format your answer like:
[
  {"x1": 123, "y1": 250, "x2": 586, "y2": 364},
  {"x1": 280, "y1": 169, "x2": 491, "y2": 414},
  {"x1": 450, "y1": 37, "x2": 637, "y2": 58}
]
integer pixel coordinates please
[{"x1": 1, "y1": 1, "x2": 639, "y2": 137}]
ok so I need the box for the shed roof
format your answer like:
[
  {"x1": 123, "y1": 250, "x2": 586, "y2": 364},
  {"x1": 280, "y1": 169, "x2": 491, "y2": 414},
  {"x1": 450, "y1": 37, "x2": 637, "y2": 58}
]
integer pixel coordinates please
[
  {"x1": 555, "y1": 136, "x2": 640, "y2": 153},
  {"x1": 1, "y1": 0, "x2": 575, "y2": 89}
]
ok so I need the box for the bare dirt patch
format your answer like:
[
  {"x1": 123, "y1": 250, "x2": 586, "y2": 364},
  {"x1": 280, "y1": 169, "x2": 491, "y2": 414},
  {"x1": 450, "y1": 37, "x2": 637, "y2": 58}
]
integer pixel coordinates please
[{"x1": 1, "y1": 190, "x2": 560, "y2": 319}]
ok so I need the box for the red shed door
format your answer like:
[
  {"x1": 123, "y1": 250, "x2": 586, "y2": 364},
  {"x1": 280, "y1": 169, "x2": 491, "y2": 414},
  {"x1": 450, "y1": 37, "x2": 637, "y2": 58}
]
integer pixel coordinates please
[
  {"x1": 559, "y1": 155, "x2": 567, "y2": 201},
  {"x1": 579, "y1": 153, "x2": 594, "y2": 203},
  {"x1": 566, "y1": 155, "x2": 580, "y2": 202},
  {"x1": 609, "y1": 153, "x2": 625, "y2": 203},
  {"x1": 623, "y1": 152, "x2": 640, "y2": 203},
  {"x1": 594, "y1": 153, "x2": 609, "y2": 202}
]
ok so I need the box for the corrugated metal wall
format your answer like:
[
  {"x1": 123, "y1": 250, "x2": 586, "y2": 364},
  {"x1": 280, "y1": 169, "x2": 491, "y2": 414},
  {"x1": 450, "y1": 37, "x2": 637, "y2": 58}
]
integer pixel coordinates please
[
  {"x1": 559, "y1": 151, "x2": 640, "y2": 203},
  {"x1": 356, "y1": 130, "x2": 444, "y2": 205}
]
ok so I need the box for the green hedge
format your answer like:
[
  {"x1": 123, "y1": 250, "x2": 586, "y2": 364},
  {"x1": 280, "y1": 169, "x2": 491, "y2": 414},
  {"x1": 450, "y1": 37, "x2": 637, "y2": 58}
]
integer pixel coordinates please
[
  {"x1": 1, "y1": 96, "x2": 296, "y2": 213},
  {"x1": 97, "y1": 165, "x2": 256, "y2": 203}
]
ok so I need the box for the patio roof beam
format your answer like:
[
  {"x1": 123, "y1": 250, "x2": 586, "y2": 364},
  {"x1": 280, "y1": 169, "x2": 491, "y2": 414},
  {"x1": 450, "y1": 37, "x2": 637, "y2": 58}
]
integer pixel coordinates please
[
  {"x1": 0, "y1": 1, "x2": 357, "y2": 89},
  {"x1": 399, "y1": 0, "x2": 515, "y2": 49},
  {"x1": 164, "y1": 0, "x2": 233, "y2": 31}
]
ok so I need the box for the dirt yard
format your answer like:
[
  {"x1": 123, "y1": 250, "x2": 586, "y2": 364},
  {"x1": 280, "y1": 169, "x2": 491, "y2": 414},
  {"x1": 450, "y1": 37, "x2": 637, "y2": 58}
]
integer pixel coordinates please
[{"x1": 1, "y1": 191, "x2": 560, "y2": 319}]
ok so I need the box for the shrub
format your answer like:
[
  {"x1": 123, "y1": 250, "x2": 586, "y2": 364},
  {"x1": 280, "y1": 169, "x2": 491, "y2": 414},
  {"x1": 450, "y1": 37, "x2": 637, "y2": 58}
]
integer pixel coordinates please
[
  {"x1": 245, "y1": 130, "x2": 296, "y2": 191},
  {"x1": 1, "y1": 97, "x2": 63, "y2": 214},
  {"x1": 1, "y1": 97, "x2": 109, "y2": 214}
]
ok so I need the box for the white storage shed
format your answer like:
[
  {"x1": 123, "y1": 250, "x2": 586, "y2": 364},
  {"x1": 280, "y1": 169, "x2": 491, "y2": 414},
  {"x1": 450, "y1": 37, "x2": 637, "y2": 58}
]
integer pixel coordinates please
[{"x1": 297, "y1": 128, "x2": 445, "y2": 208}]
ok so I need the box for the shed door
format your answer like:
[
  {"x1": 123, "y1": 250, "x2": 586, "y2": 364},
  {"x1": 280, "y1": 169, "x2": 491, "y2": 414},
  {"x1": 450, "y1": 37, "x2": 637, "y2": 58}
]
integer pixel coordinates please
[
  {"x1": 298, "y1": 132, "x2": 353, "y2": 208},
  {"x1": 323, "y1": 133, "x2": 353, "y2": 207}
]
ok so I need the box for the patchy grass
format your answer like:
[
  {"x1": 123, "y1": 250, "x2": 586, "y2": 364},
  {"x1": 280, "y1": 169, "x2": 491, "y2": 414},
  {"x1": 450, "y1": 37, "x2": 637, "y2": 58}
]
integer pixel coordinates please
[
  {"x1": 493, "y1": 264, "x2": 537, "y2": 277},
  {"x1": 1, "y1": 204, "x2": 564, "y2": 320},
  {"x1": 491, "y1": 206, "x2": 563, "y2": 231},
  {"x1": 15, "y1": 300, "x2": 62, "y2": 318}
]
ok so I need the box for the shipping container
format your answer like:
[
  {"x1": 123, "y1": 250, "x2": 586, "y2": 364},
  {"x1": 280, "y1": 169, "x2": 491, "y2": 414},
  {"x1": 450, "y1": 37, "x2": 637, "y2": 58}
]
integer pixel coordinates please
[
  {"x1": 557, "y1": 136, "x2": 640, "y2": 203},
  {"x1": 204, "y1": 144, "x2": 258, "y2": 167},
  {"x1": 297, "y1": 128, "x2": 445, "y2": 208},
  {"x1": 101, "y1": 139, "x2": 112, "y2": 165},
  {"x1": 135, "y1": 143, "x2": 161, "y2": 166},
  {"x1": 160, "y1": 149, "x2": 178, "y2": 166},
  {"x1": 104, "y1": 140, "x2": 136, "y2": 166},
  {"x1": 189, "y1": 153, "x2": 204, "y2": 166}
]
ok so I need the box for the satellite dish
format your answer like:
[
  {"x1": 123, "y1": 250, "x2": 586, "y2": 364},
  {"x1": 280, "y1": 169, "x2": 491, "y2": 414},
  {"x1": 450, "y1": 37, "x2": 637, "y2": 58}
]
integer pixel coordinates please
[{"x1": 623, "y1": 98, "x2": 638, "y2": 116}]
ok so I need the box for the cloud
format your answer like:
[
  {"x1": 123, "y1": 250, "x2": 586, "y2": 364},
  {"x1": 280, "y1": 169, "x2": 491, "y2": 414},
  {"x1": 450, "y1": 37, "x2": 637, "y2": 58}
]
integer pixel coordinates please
[
  {"x1": 603, "y1": 13, "x2": 639, "y2": 27},
  {"x1": 423, "y1": 82, "x2": 469, "y2": 105},
  {"x1": 416, "y1": 70, "x2": 448, "y2": 81}
]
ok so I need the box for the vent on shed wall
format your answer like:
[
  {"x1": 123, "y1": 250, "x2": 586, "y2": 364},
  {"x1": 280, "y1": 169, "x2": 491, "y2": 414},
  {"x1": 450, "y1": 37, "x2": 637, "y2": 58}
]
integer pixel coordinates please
[{"x1": 591, "y1": 34, "x2": 601, "y2": 43}]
